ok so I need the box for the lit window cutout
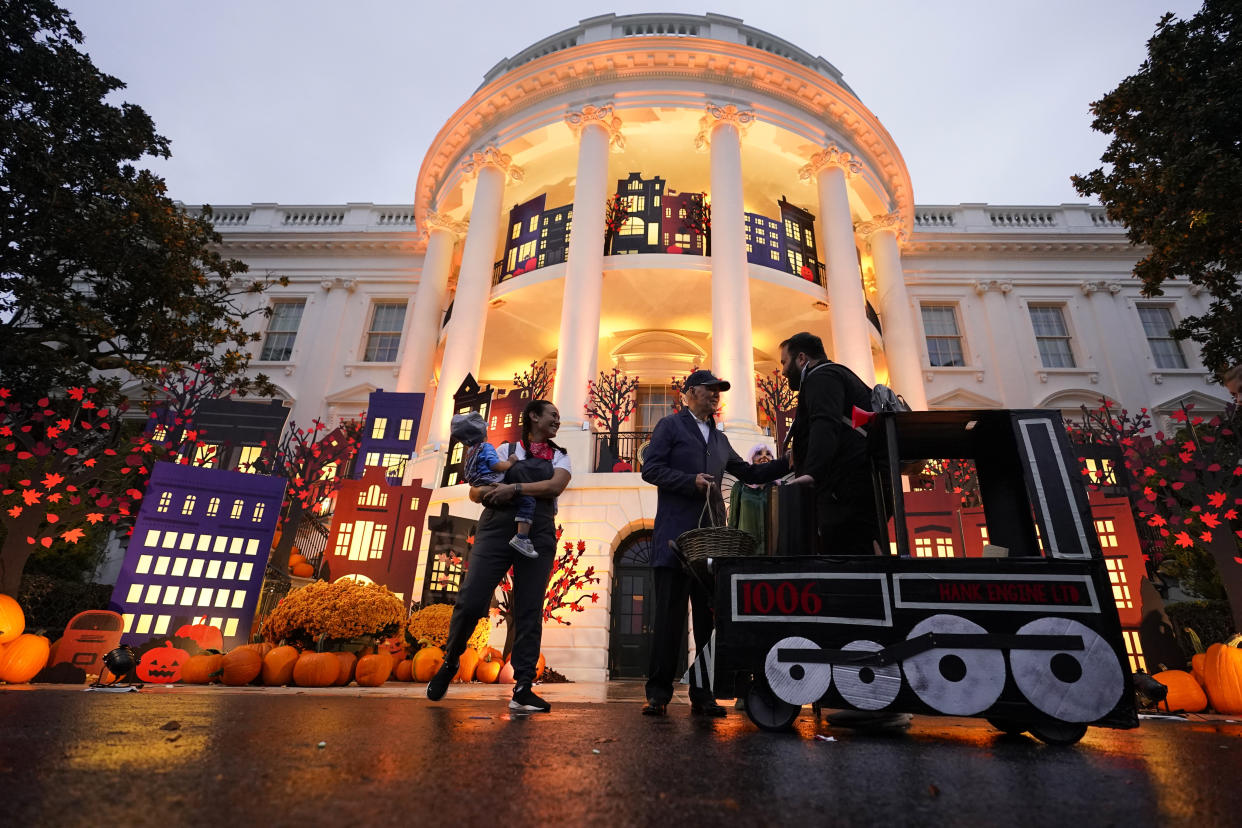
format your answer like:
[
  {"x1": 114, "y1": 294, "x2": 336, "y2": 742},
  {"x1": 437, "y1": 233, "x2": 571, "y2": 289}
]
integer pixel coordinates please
[
  {"x1": 230, "y1": 499, "x2": 244, "y2": 520},
  {"x1": 371, "y1": 417, "x2": 388, "y2": 439},
  {"x1": 206, "y1": 497, "x2": 220, "y2": 517},
  {"x1": 157, "y1": 492, "x2": 173, "y2": 513},
  {"x1": 135, "y1": 614, "x2": 153, "y2": 635},
  {"x1": 252, "y1": 502, "x2": 265, "y2": 523},
  {"x1": 1106, "y1": 558, "x2": 1133, "y2": 609},
  {"x1": 182, "y1": 495, "x2": 197, "y2": 515}
]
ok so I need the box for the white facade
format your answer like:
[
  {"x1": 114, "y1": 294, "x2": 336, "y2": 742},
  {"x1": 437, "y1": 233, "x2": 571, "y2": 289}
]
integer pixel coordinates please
[{"x1": 192, "y1": 14, "x2": 1230, "y2": 681}]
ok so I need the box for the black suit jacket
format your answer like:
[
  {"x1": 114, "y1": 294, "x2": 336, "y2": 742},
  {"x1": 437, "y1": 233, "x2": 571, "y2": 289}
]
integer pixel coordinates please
[{"x1": 641, "y1": 408, "x2": 788, "y2": 567}]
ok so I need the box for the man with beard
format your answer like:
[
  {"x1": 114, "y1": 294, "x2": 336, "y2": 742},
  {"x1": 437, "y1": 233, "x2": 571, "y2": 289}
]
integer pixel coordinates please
[{"x1": 778, "y1": 331, "x2": 884, "y2": 556}]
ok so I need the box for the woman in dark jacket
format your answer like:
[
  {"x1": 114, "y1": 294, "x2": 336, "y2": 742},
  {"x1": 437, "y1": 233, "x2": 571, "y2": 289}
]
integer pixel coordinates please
[{"x1": 426, "y1": 399, "x2": 571, "y2": 713}]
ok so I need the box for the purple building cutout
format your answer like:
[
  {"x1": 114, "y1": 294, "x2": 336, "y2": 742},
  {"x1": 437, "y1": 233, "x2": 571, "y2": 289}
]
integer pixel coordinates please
[
  {"x1": 353, "y1": 389, "x2": 425, "y2": 482},
  {"x1": 110, "y1": 461, "x2": 288, "y2": 649}
]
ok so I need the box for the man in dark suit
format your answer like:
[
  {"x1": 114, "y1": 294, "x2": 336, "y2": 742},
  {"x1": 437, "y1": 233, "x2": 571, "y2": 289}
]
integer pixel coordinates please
[
  {"x1": 779, "y1": 331, "x2": 884, "y2": 556},
  {"x1": 640, "y1": 369, "x2": 787, "y2": 716}
]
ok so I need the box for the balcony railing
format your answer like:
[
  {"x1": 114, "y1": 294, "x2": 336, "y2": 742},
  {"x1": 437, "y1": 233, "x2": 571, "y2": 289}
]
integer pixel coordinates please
[{"x1": 592, "y1": 431, "x2": 654, "y2": 473}]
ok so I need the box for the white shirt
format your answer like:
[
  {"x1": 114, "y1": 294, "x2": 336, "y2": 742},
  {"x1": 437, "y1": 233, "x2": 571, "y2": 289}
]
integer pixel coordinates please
[
  {"x1": 691, "y1": 414, "x2": 711, "y2": 442},
  {"x1": 495, "y1": 441, "x2": 573, "y2": 474}
]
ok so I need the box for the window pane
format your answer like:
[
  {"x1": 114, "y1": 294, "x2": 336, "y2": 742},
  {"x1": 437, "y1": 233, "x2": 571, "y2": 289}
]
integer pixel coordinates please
[
  {"x1": 364, "y1": 302, "x2": 407, "y2": 362},
  {"x1": 1029, "y1": 306, "x2": 1068, "y2": 337},
  {"x1": 921, "y1": 305, "x2": 960, "y2": 337},
  {"x1": 259, "y1": 300, "x2": 305, "y2": 361},
  {"x1": 1137, "y1": 307, "x2": 1187, "y2": 369},
  {"x1": 1029, "y1": 306, "x2": 1075, "y2": 368},
  {"x1": 922, "y1": 305, "x2": 964, "y2": 366}
]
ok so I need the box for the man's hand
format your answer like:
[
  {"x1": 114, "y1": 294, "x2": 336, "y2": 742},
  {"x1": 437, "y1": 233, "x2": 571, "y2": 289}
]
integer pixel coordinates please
[
  {"x1": 780, "y1": 474, "x2": 815, "y2": 487},
  {"x1": 481, "y1": 483, "x2": 515, "y2": 505},
  {"x1": 694, "y1": 473, "x2": 714, "y2": 492}
]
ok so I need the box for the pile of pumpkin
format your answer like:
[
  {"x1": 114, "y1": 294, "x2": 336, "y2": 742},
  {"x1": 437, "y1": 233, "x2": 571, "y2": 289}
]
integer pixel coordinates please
[
  {"x1": 0, "y1": 594, "x2": 50, "y2": 684},
  {"x1": 177, "y1": 641, "x2": 542, "y2": 687},
  {"x1": 288, "y1": 548, "x2": 314, "y2": 579},
  {"x1": 1150, "y1": 632, "x2": 1242, "y2": 715}
]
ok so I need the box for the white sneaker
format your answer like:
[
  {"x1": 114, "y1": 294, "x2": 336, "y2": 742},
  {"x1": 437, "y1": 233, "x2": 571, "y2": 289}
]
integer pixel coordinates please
[
  {"x1": 509, "y1": 535, "x2": 538, "y2": 558},
  {"x1": 509, "y1": 684, "x2": 551, "y2": 713}
]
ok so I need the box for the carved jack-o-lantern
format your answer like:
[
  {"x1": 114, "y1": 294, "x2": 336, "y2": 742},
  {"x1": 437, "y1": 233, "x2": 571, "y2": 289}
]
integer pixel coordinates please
[{"x1": 136, "y1": 640, "x2": 190, "y2": 683}]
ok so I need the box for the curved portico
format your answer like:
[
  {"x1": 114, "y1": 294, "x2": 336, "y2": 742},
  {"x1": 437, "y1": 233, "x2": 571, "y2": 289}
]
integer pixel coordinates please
[{"x1": 403, "y1": 14, "x2": 921, "y2": 456}]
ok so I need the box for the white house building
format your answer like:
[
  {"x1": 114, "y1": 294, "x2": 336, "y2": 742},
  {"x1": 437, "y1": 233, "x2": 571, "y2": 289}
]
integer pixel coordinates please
[{"x1": 191, "y1": 14, "x2": 1230, "y2": 681}]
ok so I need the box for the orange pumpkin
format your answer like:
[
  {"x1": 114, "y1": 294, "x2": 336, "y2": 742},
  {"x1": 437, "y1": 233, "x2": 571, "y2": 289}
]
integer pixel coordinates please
[
  {"x1": 262, "y1": 645, "x2": 301, "y2": 686},
  {"x1": 175, "y1": 619, "x2": 224, "y2": 652},
  {"x1": 394, "y1": 659, "x2": 414, "y2": 682},
  {"x1": 239, "y1": 642, "x2": 274, "y2": 659},
  {"x1": 498, "y1": 659, "x2": 516, "y2": 684},
  {"x1": 220, "y1": 648, "x2": 263, "y2": 685},
  {"x1": 456, "y1": 648, "x2": 480, "y2": 683},
  {"x1": 412, "y1": 646, "x2": 445, "y2": 682},
  {"x1": 0, "y1": 633, "x2": 50, "y2": 683},
  {"x1": 181, "y1": 653, "x2": 223, "y2": 684},
  {"x1": 1153, "y1": 669, "x2": 1207, "y2": 713},
  {"x1": 332, "y1": 651, "x2": 357, "y2": 686},
  {"x1": 0, "y1": 594, "x2": 25, "y2": 645},
  {"x1": 535, "y1": 652, "x2": 546, "y2": 681},
  {"x1": 293, "y1": 651, "x2": 340, "y2": 687},
  {"x1": 355, "y1": 652, "x2": 392, "y2": 687},
  {"x1": 289, "y1": 552, "x2": 307, "y2": 568},
  {"x1": 475, "y1": 658, "x2": 501, "y2": 684},
  {"x1": 291, "y1": 563, "x2": 314, "y2": 578},
  {"x1": 1204, "y1": 637, "x2": 1242, "y2": 715},
  {"x1": 1192, "y1": 652, "x2": 1208, "y2": 686}
]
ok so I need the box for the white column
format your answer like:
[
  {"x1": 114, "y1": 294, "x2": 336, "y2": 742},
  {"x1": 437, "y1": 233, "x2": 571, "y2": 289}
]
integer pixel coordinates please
[
  {"x1": 699, "y1": 104, "x2": 758, "y2": 432},
  {"x1": 553, "y1": 104, "x2": 623, "y2": 427},
  {"x1": 800, "y1": 145, "x2": 875, "y2": 384},
  {"x1": 426, "y1": 147, "x2": 523, "y2": 448},
  {"x1": 857, "y1": 213, "x2": 927, "y2": 409},
  {"x1": 396, "y1": 211, "x2": 465, "y2": 395}
]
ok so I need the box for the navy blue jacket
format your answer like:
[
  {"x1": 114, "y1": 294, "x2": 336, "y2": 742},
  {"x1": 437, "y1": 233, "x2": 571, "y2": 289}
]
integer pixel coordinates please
[{"x1": 641, "y1": 409, "x2": 789, "y2": 568}]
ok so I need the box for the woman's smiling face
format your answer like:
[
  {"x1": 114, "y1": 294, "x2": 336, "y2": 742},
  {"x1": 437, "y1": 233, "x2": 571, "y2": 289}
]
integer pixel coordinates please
[{"x1": 531, "y1": 404, "x2": 560, "y2": 437}]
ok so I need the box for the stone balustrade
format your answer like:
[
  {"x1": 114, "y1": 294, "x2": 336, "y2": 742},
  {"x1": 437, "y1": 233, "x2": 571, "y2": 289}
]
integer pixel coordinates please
[
  {"x1": 912, "y1": 204, "x2": 1125, "y2": 234},
  {"x1": 182, "y1": 203, "x2": 419, "y2": 233},
  {"x1": 479, "y1": 13, "x2": 851, "y2": 92}
]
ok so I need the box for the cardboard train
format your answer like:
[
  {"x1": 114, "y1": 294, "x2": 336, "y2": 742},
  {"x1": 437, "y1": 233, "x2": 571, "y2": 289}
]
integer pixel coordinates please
[{"x1": 709, "y1": 410, "x2": 1139, "y2": 744}]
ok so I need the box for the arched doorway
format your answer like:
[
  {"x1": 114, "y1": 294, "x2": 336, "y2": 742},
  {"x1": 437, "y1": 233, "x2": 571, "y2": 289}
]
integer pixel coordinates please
[{"x1": 609, "y1": 530, "x2": 654, "y2": 678}]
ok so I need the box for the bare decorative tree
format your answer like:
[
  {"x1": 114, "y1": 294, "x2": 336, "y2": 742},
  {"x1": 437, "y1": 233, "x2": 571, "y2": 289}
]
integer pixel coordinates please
[
  {"x1": 512, "y1": 361, "x2": 554, "y2": 401},
  {"x1": 603, "y1": 193, "x2": 629, "y2": 255},
  {"x1": 683, "y1": 193, "x2": 711, "y2": 255},
  {"x1": 586, "y1": 368, "x2": 639, "y2": 455},
  {"x1": 756, "y1": 369, "x2": 796, "y2": 456}
]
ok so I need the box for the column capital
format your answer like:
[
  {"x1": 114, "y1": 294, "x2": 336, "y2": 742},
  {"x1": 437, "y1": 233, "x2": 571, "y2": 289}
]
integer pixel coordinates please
[
  {"x1": 972, "y1": 279, "x2": 1013, "y2": 296},
  {"x1": 694, "y1": 102, "x2": 755, "y2": 150},
  {"x1": 854, "y1": 211, "x2": 908, "y2": 245},
  {"x1": 799, "y1": 144, "x2": 863, "y2": 181},
  {"x1": 565, "y1": 103, "x2": 625, "y2": 151},
  {"x1": 420, "y1": 209, "x2": 468, "y2": 242},
  {"x1": 460, "y1": 146, "x2": 524, "y2": 183}
]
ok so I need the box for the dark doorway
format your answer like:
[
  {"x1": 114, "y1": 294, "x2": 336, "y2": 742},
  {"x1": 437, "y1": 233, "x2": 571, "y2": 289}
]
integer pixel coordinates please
[{"x1": 609, "y1": 530, "x2": 654, "y2": 678}]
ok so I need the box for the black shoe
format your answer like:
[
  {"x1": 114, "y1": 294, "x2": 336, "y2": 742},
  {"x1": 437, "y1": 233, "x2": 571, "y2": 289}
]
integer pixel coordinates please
[
  {"x1": 509, "y1": 684, "x2": 551, "y2": 713},
  {"x1": 641, "y1": 701, "x2": 667, "y2": 716},
  {"x1": 425, "y1": 660, "x2": 457, "y2": 702},
  {"x1": 691, "y1": 701, "x2": 727, "y2": 718}
]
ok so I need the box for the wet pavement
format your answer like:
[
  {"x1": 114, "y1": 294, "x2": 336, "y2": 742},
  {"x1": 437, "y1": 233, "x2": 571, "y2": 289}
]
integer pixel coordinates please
[{"x1": 1, "y1": 682, "x2": 1239, "y2": 827}]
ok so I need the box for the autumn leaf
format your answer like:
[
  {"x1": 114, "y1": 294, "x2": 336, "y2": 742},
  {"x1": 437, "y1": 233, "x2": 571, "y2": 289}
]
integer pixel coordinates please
[
  {"x1": 6, "y1": 506, "x2": 21, "y2": 518},
  {"x1": 1208, "y1": 491, "x2": 1228, "y2": 508},
  {"x1": 21, "y1": 489, "x2": 42, "y2": 506},
  {"x1": 1173, "y1": 531, "x2": 1193, "y2": 548},
  {"x1": 86, "y1": 512, "x2": 104, "y2": 524},
  {"x1": 60, "y1": 528, "x2": 85, "y2": 544}
]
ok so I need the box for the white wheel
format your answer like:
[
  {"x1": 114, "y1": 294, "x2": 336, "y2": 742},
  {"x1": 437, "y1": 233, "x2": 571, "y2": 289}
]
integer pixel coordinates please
[
  {"x1": 903, "y1": 614, "x2": 1005, "y2": 716},
  {"x1": 833, "y1": 640, "x2": 902, "y2": 711},
  {"x1": 1009, "y1": 617, "x2": 1125, "y2": 723},
  {"x1": 764, "y1": 636, "x2": 832, "y2": 705}
]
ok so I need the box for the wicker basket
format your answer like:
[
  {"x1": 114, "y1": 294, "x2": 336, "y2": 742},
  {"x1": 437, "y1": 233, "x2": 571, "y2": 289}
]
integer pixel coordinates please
[{"x1": 676, "y1": 488, "x2": 758, "y2": 564}]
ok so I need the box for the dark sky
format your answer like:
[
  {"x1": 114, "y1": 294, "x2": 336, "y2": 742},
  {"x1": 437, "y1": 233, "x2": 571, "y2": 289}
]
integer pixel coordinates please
[{"x1": 60, "y1": 0, "x2": 1202, "y2": 207}]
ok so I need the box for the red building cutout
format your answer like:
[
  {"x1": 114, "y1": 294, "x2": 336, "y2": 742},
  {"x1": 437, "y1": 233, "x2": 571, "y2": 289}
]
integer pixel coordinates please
[{"x1": 325, "y1": 466, "x2": 432, "y2": 608}]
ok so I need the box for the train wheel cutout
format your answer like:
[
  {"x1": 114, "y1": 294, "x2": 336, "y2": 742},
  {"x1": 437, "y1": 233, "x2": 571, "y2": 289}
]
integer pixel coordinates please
[
  {"x1": 833, "y1": 639, "x2": 902, "y2": 711},
  {"x1": 1009, "y1": 617, "x2": 1125, "y2": 723},
  {"x1": 764, "y1": 636, "x2": 833, "y2": 706},
  {"x1": 903, "y1": 614, "x2": 1006, "y2": 716}
]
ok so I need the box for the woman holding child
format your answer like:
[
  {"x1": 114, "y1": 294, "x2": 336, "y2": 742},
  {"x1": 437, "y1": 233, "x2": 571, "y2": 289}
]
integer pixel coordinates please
[{"x1": 426, "y1": 399, "x2": 571, "y2": 713}]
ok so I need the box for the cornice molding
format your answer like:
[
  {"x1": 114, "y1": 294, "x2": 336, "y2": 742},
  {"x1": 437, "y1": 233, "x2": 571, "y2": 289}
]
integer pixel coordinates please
[
  {"x1": 902, "y1": 238, "x2": 1140, "y2": 257},
  {"x1": 565, "y1": 102, "x2": 626, "y2": 150},
  {"x1": 413, "y1": 36, "x2": 913, "y2": 228}
]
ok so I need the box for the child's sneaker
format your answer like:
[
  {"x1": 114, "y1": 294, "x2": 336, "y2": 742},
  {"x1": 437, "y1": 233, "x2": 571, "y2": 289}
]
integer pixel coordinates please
[
  {"x1": 426, "y1": 659, "x2": 458, "y2": 701},
  {"x1": 509, "y1": 534, "x2": 538, "y2": 559},
  {"x1": 510, "y1": 683, "x2": 551, "y2": 713}
]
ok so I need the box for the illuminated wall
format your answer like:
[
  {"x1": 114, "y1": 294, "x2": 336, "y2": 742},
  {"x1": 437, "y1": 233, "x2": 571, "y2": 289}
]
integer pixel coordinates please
[{"x1": 110, "y1": 462, "x2": 287, "y2": 648}]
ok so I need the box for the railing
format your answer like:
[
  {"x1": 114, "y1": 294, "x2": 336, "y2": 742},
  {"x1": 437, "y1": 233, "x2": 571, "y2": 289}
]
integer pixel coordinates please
[
  {"x1": 914, "y1": 209, "x2": 955, "y2": 228},
  {"x1": 209, "y1": 208, "x2": 253, "y2": 227},
  {"x1": 988, "y1": 209, "x2": 1057, "y2": 229},
  {"x1": 910, "y1": 205, "x2": 1128, "y2": 235},
  {"x1": 592, "y1": 431, "x2": 654, "y2": 473},
  {"x1": 479, "y1": 13, "x2": 852, "y2": 91},
  {"x1": 186, "y1": 203, "x2": 423, "y2": 234},
  {"x1": 282, "y1": 208, "x2": 345, "y2": 227}
]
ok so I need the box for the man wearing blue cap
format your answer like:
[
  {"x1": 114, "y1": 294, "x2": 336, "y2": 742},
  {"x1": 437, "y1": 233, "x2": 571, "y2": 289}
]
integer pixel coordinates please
[{"x1": 639, "y1": 369, "x2": 788, "y2": 717}]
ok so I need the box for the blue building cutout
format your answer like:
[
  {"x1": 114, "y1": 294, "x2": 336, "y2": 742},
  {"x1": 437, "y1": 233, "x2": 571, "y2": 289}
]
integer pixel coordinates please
[
  {"x1": 353, "y1": 389, "x2": 425, "y2": 482},
  {"x1": 110, "y1": 462, "x2": 288, "y2": 649}
]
